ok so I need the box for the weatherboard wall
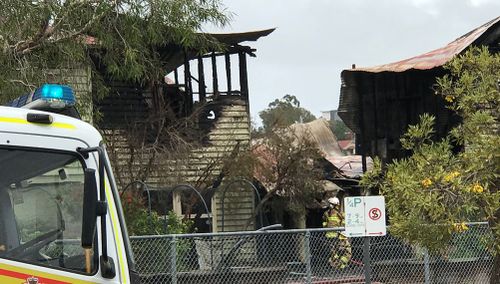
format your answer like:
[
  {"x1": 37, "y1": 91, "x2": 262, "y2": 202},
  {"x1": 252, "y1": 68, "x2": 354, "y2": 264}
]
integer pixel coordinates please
[{"x1": 95, "y1": 90, "x2": 255, "y2": 232}]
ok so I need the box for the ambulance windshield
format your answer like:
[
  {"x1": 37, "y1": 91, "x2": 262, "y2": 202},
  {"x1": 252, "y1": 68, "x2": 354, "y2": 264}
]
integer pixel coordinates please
[{"x1": 0, "y1": 147, "x2": 95, "y2": 274}]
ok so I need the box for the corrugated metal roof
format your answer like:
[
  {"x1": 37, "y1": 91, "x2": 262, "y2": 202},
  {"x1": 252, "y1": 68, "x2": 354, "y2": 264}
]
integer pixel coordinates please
[
  {"x1": 252, "y1": 119, "x2": 372, "y2": 184},
  {"x1": 325, "y1": 156, "x2": 372, "y2": 178},
  {"x1": 346, "y1": 16, "x2": 500, "y2": 73},
  {"x1": 289, "y1": 118, "x2": 344, "y2": 157},
  {"x1": 251, "y1": 119, "x2": 344, "y2": 182}
]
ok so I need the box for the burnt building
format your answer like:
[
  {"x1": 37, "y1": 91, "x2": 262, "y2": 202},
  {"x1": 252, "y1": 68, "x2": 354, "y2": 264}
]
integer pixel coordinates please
[
  {"x1": 338, "y1": 17, "x2": 499, "y2": 166},
  {"x1": 63, "y1": 29, "x2": 275, "y2": 232}
]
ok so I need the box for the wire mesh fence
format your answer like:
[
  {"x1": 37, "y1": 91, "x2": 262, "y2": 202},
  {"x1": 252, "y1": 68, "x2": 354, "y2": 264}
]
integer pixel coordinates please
[{"x1": 130, "y1": 222, "x2": 494, "y2": 284}]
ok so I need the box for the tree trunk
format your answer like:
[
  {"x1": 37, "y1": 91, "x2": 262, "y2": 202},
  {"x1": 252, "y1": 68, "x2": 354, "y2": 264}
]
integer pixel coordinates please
[
  {"x1": 290, "y1": 211, "x2": 306, "y2": 229},
  {"x1": 289, "y1": 211, "x2": 307, "y2": 262}
]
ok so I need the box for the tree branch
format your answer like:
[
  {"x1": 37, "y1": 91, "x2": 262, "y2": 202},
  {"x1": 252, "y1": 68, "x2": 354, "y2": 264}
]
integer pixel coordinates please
[
  {"x1": 7, "y1": 79, "x2": 36, "y2": 89},
  {"x1": 13, "y1": 2, "x2": 116, "y2": 56}
]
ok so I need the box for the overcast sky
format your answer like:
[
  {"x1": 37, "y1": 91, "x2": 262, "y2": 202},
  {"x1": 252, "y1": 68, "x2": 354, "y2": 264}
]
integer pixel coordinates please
[{"x1": 206, "y1": 0, "x2": 499, "y2": 125}]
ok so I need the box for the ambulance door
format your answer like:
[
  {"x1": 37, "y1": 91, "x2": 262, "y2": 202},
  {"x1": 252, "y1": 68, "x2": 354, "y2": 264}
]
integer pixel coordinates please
[{"x1": 0, "y1": 134, "x2": 122, "y2": 283}]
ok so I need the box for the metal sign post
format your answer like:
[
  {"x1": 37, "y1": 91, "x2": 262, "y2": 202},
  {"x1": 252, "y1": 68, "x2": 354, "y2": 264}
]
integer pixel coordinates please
[{"x1": 363, "y1": 237, "x2": 371, "y2": 284}]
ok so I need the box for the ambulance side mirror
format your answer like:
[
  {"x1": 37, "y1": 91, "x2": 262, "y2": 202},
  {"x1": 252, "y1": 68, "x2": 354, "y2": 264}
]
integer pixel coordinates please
[{"x1": 82, "y1": 168, "x2": 98, "y2": 249}]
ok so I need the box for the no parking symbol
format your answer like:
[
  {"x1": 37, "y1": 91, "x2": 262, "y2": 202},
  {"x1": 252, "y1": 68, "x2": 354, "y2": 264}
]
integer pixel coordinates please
[{"x1": 368, "y1": 208, "x2": 382, "y2": 221}]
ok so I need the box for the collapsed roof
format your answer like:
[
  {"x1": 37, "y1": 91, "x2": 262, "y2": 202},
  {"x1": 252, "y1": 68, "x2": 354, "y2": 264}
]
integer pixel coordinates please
[
  {"x1": 160, "y1": 28, "x2": 275, "y2": 73},
  {"x1": 252, "y1": 119, "x2": 371, "y2": 190},
  {"x1": 289, "y1": 119, "x2": 343, "y2": 157}
]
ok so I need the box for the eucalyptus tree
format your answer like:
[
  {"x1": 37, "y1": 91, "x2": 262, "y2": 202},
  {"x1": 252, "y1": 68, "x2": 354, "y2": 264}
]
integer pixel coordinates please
[{"x1": 0, "y1": 0, "x2": 230, "y2": 100}]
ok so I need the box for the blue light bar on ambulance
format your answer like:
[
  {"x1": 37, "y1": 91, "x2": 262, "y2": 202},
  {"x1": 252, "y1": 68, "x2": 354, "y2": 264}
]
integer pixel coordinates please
[{"x1": 6, "y1": 84, "x2": 76, "y2": 110}]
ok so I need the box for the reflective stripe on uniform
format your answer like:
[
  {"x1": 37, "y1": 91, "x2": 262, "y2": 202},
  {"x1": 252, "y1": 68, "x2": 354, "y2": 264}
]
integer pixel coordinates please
[
  {"x1": 328, "y1": 216, "x2": 341, "y2": 222},
  {"x1": 340, "y1": 256, "x2": 350, "y2": 264}
]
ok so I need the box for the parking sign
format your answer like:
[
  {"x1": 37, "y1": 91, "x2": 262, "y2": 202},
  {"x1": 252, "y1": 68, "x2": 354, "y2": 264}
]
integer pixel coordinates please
[{"x1": 344, "y1": 196, "x2": 386, "y2": 237}]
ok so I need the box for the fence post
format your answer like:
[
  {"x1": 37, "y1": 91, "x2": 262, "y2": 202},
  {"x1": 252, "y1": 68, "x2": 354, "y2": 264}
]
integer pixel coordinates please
[
  {"x1": 363, "y1": 237, "x2": 372, "y2": 284},
  {"x1": 423, "y1": 247, "x2": 431, "y2": 284},
  {"x1": 170, "y1": 236, "x2": 178, "y2": 284},
  {"x1": 304, "y1": 230, "x2": 312, "y2": 284}
]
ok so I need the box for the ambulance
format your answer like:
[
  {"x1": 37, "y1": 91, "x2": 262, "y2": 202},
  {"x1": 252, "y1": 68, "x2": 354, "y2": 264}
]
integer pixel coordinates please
[{"x1": 0, "y1": 84, "x2": 139, "y2": 283}]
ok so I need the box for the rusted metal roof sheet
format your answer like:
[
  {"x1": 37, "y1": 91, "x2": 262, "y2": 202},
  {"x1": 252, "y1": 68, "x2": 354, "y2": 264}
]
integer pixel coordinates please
[
  {"x1": 347, "y1": 16, "x2": 500, "y2": 73},
  {"x1": 337, "y1": 139, "x2": 354, "y2": 151},
  {"x1": 326, "y1": 156, "x2": 373, "y2": 178}
]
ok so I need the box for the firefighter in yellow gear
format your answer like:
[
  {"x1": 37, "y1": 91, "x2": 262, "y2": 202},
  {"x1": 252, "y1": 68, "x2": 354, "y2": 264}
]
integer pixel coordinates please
[{"x1": 323, "y1": 197, "x2": 352, "y2": 269}]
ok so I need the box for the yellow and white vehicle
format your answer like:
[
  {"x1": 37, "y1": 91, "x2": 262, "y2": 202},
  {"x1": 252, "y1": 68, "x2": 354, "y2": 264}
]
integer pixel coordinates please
[{"x1": 0, "y1": 85, "x2": 139, "y2": 283}]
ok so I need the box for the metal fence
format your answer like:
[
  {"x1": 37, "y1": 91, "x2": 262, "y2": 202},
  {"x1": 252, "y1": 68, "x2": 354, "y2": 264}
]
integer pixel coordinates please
[{"x1": 130, "y1": 222, "x2": 494, "y2": 284}]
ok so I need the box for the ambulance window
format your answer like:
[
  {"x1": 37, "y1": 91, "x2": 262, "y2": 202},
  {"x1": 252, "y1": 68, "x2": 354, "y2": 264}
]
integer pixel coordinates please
[{"x1": 0, "y1": 148, "x2": 96, "y2": 274}]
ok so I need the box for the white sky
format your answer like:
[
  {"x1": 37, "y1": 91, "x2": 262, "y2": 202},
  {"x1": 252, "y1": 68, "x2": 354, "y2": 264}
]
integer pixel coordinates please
[{"x1": 206, "y1": 1, "x2": 500, "y2": 125}]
